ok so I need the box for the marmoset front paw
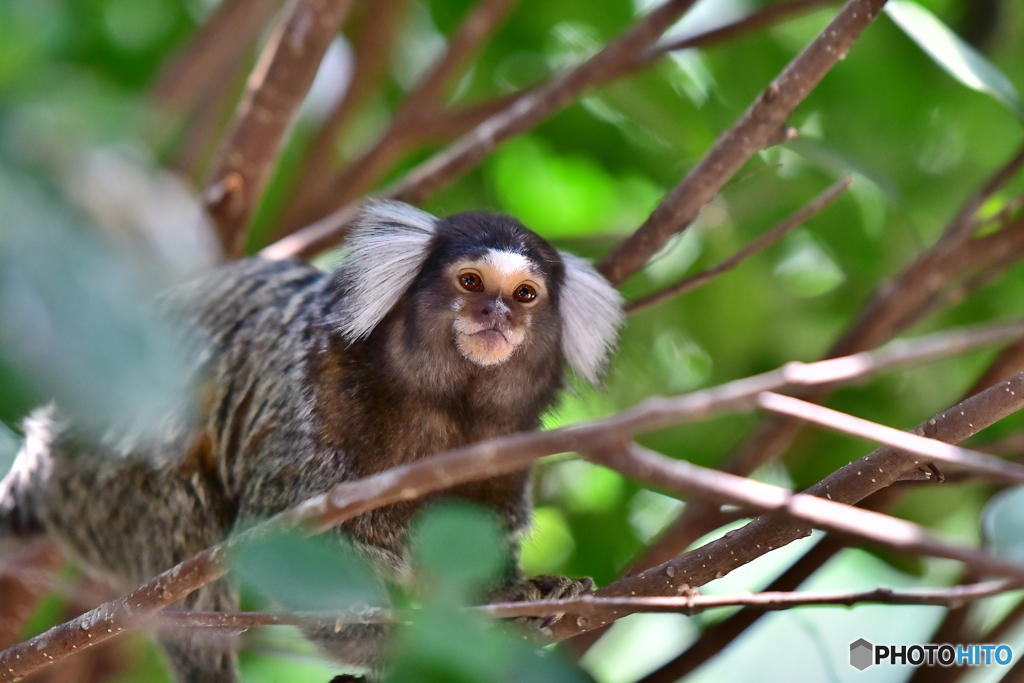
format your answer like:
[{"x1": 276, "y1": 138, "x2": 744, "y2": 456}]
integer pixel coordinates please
[{"x1": 494, "y1": 574, "x2": 596, "y2": 632}]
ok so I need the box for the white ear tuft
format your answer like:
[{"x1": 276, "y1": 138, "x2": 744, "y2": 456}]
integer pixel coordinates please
[
  {"x1": 559, "y1": 252, "x2": 624, "y2": 384},
  {"x1": 334, "y1": 200, "x2": 438, "y2": 341}
]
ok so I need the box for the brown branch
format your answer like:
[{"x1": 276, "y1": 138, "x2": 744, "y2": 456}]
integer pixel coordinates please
[
  {"x1": 279, "y1": 0, "x2": 520, "y2": 234},
  {"x1": 626, "y1": 174, "x2": 852, "y2": 314},
  {"x1": 626, "y1": 145, "x2": 1024, "y2": 586},
  {"x1": 263, "y1": 0, "x2": 871, "y2": 258},
  {"x1": 633, "y1": 532, "x2": 851, "y2": 680},
  {"x1": 1, "y1": 322, "x2": 1017, "y2": 680},
  {"x1": 636, "y1": 328, "x2": 1024, "y2": 679},
  {"x1": 544, "y1": 370, "x2": 1024, "y2": 642},
  {"x1": 0, "y1": 541, "x2": 62, "y2": 649},
  {"x1": 408, "y1": 0, "x2": 519, "y2": 109},
  {"x1": 203, "y1": 0, "x2": 355, "y2": 257},
  {"x1": 274, "y1": 0, "x2": 410, "y2": 236},
  {"x1": 161, "y1": 580, "x2": 1017, "y2": 632},
  {"x1": 591, "y1": 441, "x2": 1024, "y2": 578},
  {"x1": 650, "y1": 0, "x2": 839, "y2": 59},
  {"x1": 263, "y1": 0, "x2": 702, "y2": 259},
  {"x1": 597, "y1": 0, "x2": 888, "y2": 286},
  {"x1": 754, "y1": 391, "x2": 1024, "y2": 482},
  {"x1": 268, "y1": 0, "x2": 840, "y2": 250},
  {"x1": 152, "y1": 0, "x2": 283, "y2": 114},
  {"x1": 168, "y1": 55, "x2": 254, "y2": 183}
]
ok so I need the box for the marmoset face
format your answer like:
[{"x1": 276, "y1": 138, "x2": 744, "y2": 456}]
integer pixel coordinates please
[
  {"x1": 447, "y1": 249, "x2": 548, "y2": 366},
  {"x1": 399, "y1": 211, "x2": 565, "y2": 373},
  {"x1": 333, "y1": 201, "x2": 622, "y2": 386}
]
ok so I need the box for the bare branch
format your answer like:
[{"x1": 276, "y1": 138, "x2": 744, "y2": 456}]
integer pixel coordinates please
[
  {"x1": 278, "y1": 0, "x2": 886, "y2": 265},
  {"x1": 634, "y1": 330, "x2": 1024, "y2": 678},
  {"x1": 282, "y1": 0, "x2": 409, "y2": 215},
  {"x1": 280, "y1": 0, "x2": 519, "y2": 233},
  {"x1": 162, "y1": 580, "x2": 1018, "y2": 633},
  {"x1": 598, "y1": 0, "x2": 888, "y2": 286},
  {"x1": 545, "y1": 371, "x2": 1024, "y2": 642},
  {"x1": 626, "y1": 175, "x2": 853, "y2": 314},
  {"x1": 588, "y1": 442, "x2": 1024, "y2": 578},
  {"x1": 203, "y1": 0, "x2": 355, "y2": 257},
  {"x1": 1, "y1": 322, "x2": 1019, "y2": 680},
  {"x1": 153, "y1": 0, "x2": 283, "y2": 113},
  {"x1": 267, "y1": 0, "x2": 844, "y2": 253},
  {"x1": 630, "y1": 145, "x2": 1024, "y2": 580},
  {"x1": 493, "y1": 581, "x2": 1021, "y2": 617},
  {"x1": 631, "y1": 532, "x2": 854, "y2": 680},
  {"x1": 263, "y1": 0, "x2": 702, "y2": 259},
  {"x1": 755, "y1": 392, "x2": 1024, "y2": 483}
]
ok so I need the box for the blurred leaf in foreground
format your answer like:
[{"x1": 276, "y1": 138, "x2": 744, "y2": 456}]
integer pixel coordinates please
[
  {"x1": 0, "y1": 164, "x2": 191, "y2": 438},
  {"x1": 982, "y1": 485, "x2": 1024, "y2": 563},
  {"x1": 885, "y1": 1, "x2": 1024, "y2": 120},
  {"x1": 389, "y1": 503, "x2": 593, "y2": 683},
  {"x1": 231, "y1": 531, "x2": 386, "y2": 612},
  {"x1": 230, "y1": 532, "x2": 385, "y2": 610}
]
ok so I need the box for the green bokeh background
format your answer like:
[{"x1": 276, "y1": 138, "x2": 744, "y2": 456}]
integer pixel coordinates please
[{"x1": 3, "y1": 0, "x2": 1024, "y2": 681}]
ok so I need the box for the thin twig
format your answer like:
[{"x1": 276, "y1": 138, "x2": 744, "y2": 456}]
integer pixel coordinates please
[
  {"x1": 629, "y1": 144, "x2": 1024, "y2": 583},
  {"x1": 598, "y1": 0, "x2": 889, "y2": 285},
  {"x1": 634, "y1": 329, "x2": 1024, "y2": 679},
  {"x1": 263, "y1": 0, "x2": 703, "y2": 259},
  {"x1": 160, "y1": 580, "x2": 1018, "y2": 632},
  {"x1": 1, "y1": 322, "x2": 1019, "y2": 680},
  {"x1": 544, "y1": 370, "x2": 1024, "y2": 642},
  {"x1": 280, "y1": 0, "x2": 520, "y2": 233},
  {"x1": 279, "y1": 0, "x2": 409, "y2": 224},
  {"x1": 265, "y1": 0, "x2": 843, "y2": 253},
  {"x1": 755, "y1": 392, "x2": 1024, "y2": 483},
  {"x1": 626, "y1": 175, "x2": 853, "y2": 313},
  {"x1": 153, "y1": 0, "x2": 283, "y2": 113},
  {"x1": 203, "y1": 0, "x2": 355, "y2": 257}
]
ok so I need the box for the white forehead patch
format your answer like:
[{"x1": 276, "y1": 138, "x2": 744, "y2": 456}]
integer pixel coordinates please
[{"x1": 484, "y1": 249, "x2": 537, "y2": 280}]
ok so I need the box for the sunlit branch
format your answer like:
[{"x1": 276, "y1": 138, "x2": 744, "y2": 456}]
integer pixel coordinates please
[
  {"x1": 203, "y1": 0, "x2": 355, "y2": 257},
  {"x1": 1, "y1": 321, "x2": 1022, "y2": 680},
  {"x1": 626, "y1": 175, "x2": 852, "y2": 314}
]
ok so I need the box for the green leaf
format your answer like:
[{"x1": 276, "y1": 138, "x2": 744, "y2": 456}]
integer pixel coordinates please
[
  {"x1": 386, "y1": 602, "x2": 594, "y2": 683},
  {"x1": 411, "y1": 503, "x2": 507, "y2": 596},
  {"x1": 773, "y1": 231, "x2": 845, "y2": 298},
  {"x1": 230, "y1": 531, "x2": 385, "y2": 612},
  {"x1": 885, "y1": 1, "x2": 1024, "y2": 121},
  {"x1": 982, "y1": 485, "x2": 1024, "y2": 563}
]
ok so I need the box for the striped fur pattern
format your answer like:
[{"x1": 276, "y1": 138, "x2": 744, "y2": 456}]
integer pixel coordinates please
[{"x1": 0, "y1": 203, "x2": 625, "y2": 681}]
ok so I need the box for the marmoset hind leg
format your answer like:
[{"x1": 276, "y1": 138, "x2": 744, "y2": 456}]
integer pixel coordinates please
[{"x1": 0, "y1": 411, "x2": 240, "y2": 683}]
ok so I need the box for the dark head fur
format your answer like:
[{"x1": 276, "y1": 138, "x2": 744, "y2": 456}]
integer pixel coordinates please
[{"x1": 331, "y1": 200, "x2": 623, "y2": 391}]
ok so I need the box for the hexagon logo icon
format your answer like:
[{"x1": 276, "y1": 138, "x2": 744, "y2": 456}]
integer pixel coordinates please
[{"x1": 850, "y1": 638, "x2": 874, "y2": 671}]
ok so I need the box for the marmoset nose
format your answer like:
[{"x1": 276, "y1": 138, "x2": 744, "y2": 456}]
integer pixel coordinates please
[{"x1": 477, "y1": 299, "x2": 512, "y2": 323}]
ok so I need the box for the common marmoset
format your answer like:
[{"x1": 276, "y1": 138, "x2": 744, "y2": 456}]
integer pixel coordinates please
[{"x1": 0, "y1": 201, "x2": 624, "y2": 682}]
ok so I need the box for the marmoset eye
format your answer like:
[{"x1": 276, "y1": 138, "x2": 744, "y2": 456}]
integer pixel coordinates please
[
  {"x1": 513, "y1": 284, "x2": 537, "y2": 303},
  {"x1": 458, "y1": 271, "x2": 484, "y2": 292}
]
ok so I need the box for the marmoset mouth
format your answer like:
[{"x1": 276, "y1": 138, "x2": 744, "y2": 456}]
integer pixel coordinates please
[
  {"x1": 467, "y1": 327, "x2": 510, "y2": 343},
  {"x1": 455, "y1": 321, "x2": 521, "y2": 365}
]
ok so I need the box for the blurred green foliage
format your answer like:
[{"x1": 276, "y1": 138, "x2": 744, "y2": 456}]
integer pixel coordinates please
[{"x1": 4, "y1": 0, "x2": 1024, "y2": 680}]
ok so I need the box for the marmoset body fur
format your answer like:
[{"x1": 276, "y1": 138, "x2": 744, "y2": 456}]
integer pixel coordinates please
[{"x1": 0, "y1": 201, "x2": 624, "y2": 682}]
